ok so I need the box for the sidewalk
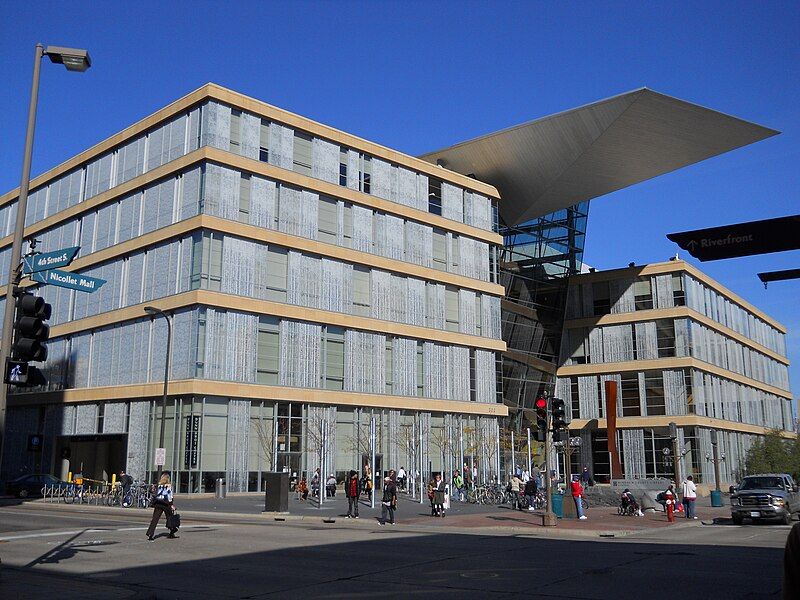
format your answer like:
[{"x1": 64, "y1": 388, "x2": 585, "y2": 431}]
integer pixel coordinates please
[{"x1": 24, "y1": 491, "x2": 730, "y2": 537}]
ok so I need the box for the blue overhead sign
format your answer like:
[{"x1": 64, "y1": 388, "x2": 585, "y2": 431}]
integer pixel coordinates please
[
  {"x1": 23, "y1": 246, "x2": 80, "y2": 274},
  {"x1": 32, "y1": 268, "x2": 106, "y2": 294}
]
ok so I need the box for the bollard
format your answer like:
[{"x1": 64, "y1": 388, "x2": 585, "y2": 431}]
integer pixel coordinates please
[{"x1": 215, "y1": 478, "x2": 227, "y2": 499}]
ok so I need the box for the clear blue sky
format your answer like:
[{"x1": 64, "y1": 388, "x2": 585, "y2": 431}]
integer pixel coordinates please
[{"x1": 2, "y1": 1, "x2": 798, "y2": 401}]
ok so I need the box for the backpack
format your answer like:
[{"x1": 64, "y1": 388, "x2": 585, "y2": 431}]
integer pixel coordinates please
[{"x1": 656, "y1": 491, "x2": 666, "y2": 503}]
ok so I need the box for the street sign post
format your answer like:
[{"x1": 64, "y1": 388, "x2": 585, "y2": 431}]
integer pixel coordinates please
[
  {"x1": 31, "y1": 268, "x2": 106, "y2": 293},
  {"x1": 22, "y1": 246, "x2": 80, "y2": 274}
]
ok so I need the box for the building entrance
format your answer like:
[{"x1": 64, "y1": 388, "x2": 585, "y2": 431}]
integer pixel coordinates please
[{"x1": 55, "y1": 434, "x2": 127, "y2": 483}]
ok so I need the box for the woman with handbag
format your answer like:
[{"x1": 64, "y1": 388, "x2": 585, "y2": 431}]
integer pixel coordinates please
[
  {"x1": 146, "y1": 473, "x2": 178, "y2": 541},
  {"x1": 432, "y1": 473, "x2": 446, "y2": 517}
]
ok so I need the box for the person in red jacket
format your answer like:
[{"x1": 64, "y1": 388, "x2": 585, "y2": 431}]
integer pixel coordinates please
[
  {"x1": 345, "y1": 470, "x2": 360, "y2": 519},
  {"x1": 570, "y1": 475, "x2": 587, "y2": 520}
]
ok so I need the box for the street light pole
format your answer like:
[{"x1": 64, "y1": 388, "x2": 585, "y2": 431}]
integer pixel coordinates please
[
  {"x1": 144, "y1": 306, "x2": 172, "y2": 481},
  {"x1": 0, "y1": 43, "x2": 90, "y2": 480}
]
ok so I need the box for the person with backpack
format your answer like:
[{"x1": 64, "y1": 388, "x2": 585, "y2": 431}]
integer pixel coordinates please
[
  {"x1": 146, "y1": 473, "x2": 178, "y2": 541},
  {"x1": 524, "y1": 476, "x2": 538, "y2": 511},
  {"x1": 379, "y1": 476, "x2": 397, "y2": 525},
  {"x1": 345, "y1": 470, "x2": 360, "y2": 518}
]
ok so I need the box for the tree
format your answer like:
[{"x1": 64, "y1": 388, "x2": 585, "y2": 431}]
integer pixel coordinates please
[{"x1": 744, "y1": 429, "x2": 800, "y2": 479}]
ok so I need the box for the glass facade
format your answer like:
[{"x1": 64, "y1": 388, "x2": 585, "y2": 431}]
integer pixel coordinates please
[{"x1": 0, "y1": 92, "x2": 505, "y2": 489}]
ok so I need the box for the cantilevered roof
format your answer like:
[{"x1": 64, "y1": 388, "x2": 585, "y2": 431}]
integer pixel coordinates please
[{"x1": 420, "y1": 88, "x2": 778, "y2": 226}]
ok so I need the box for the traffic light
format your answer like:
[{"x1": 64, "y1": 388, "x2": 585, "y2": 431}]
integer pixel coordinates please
[
  {"x1": 551, "y1": 397, "x2": 567, "y2": 431},
  {"x1": 535, "y1": 395, "x2": 548, "y2": 442},
  {"x1": 14, "y1": 292, "x2": 51, "y2": 361},
  {"x1": 5, "y1": 291, "x2": 51, "y2": 385}
]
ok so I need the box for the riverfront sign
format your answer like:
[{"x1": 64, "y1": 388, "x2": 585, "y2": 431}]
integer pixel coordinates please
[
  {"x1": 32, "y1": 268, "x2": 106, "y2": 293},
  {"x1": 667, "y1": 215, "x2": 800, "y2": 261},
  {"x1": 22, "y1": 246, "x2": 80, "y2": 274}
]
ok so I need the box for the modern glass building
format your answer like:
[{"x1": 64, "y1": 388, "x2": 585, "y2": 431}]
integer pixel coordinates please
[
  {"x1": 555, "y1": 260, "x2": 793, "y2": 489},
  {"x1": 0, "y1": 84, "x2": 507, "y2": 492},
  {"x1": 1, "y1": 85, "x2": 785, "y2": 492}
]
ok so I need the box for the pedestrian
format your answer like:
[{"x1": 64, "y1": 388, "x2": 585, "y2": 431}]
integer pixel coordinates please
[
  {"x1": 681, "y1": 475, "x2": 698, "y2": 519},
  {"x1": 118, "y1": 469, "x2": 133, "y2": 507},
  {"x1": 311, "y1": 469, "x2": 320, "y2": 498},
  {"x1": 472, "y1": 464, "x2": 478, "y2": 484},
  {"x1": 510, "y1": 472, "x2": 523, "y2": 510},
  {"x1": 522, "y1": 469, "x2": 530, "y2": 484},
  {"x1": 146, "y1": 473, "x2": 178, "y2": 541},
  {"x1": 326, "y1": 473, "x2": 337, "y2": 498},
  {"x1": 571, "y1": 475, "x2": 587, "y2": 520},
  {"x1": 452, "y1": 470, "x2": 464, "y2": 501},
  {"x1": 463, "y1": 464, "x2": 472, "y2": 492},
  {"x1": 379, "y1": 476, "x2": 397, "y2": 525},
  {"x1": 427, "y1": 477, "x2": 436, "y2": 516},
  {"x1": 664, "y1": 484, "x2": 677, "y2": 523},
  {"x1": 345, "y1": 470, "x2": 360, "y2": 518},
  {"x1": 581, "y1": 466, "x2": 592, "y2": 488},
  {"x1": 524, "y1": 476, "x2": 538, "y2": 511},
  {"x1": 432, "y1": 473, "x2": 446, "y2": 517},
  {"x1": 397, "y1": 466, "x2": 406, "y2": 491},
  {"x1": 297, "y1": 477, "x2": 309, "y2": 501}
]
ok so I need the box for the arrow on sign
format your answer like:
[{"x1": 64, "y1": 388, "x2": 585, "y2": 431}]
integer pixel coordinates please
[
  {"x1": 32, "y1": 268, "x2": 106, "y2": 293},
  {"x1": 685, "y1": 239, "x2": 698, "y2": 252},
  {"x1": 22, "y1": 246, "x2": 80, "y2": 274}
]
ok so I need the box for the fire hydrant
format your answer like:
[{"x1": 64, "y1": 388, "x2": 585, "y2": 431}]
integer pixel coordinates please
[{"x1": 665, "y1": 486, "x2": 676, "y2": 523}]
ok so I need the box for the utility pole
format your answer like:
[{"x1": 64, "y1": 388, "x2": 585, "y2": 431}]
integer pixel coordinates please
[{"x1": 543, "y1": 408, "x2": 557, "y2": 527}]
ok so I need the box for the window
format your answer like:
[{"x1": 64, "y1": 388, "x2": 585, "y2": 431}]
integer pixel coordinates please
[
  {"x1": 634, "y1": 278, "x2": 653, "y2": 311},
  {"x1": 323, "y1": 326, "x2": 344, "y2": 390},
  {"x1": 570, "y1": 377, "x2": 580, "y2": 418},
  {"x1": 257, "y1": 316, "x2": 280, "y2": 385},
  {"x1": 192, "y1": 232, "x2": 222, "y2": 291},
  {"x1": 339, "y1": 148, "x2": 348, "y2": 186},
  {"x1": 644, "y1": 370, "x2": 665, "y2": 415},
  {"x1": 656, "y1": 319, "x2": 676, "y2": 358},
  {"x1": 569, "y1": 328, "x2": 587, "y2": 364},
  {"x1": 239, "y1": 175, "x2": 251, "y2": 223},
  {"x1": 416, "y1": 341, "x2": 424, "y2": 397},
  {"x1": 445, "y1": 286, "x2": 459, "y2": 332},
  {"x1": 360, "y1": 155, "x2": 371, "y2": 194},
  {"x1": 318, "y1": 197, "x2": 338, "y2": 244},
  {"x1": 432, "y1": 228, "x2": 447, "y2": 271},
  {"x1": 428, "y1": 177, "x2": 442, "y2": 215},
  {"x1": 672, "y1": 273, "x2": 685, "y2": 306},
  {"x1": 592, "y1": 281, "x2": 611, "y2": 316},
  {"x1": 385, "y1": 339, "x2": 393, "y2": 395},
  {"x1": 450, "y1": 233, "x2": 460, "y2": 272},
  {"x1": 265, "y1": 247, "x2": 288, "y2": 302},
  {"x1": 259, "y1": 119, "x2": 270, "y2": 163},
  {"x1": 353, "y1": 266, "x2": 371, "y2": 316},
  {"x1": 229, "y1": 109, "x2": 241, "y2": 153},
  {"x1": 293, "y1": 131, "x2": 313, "y2": 176},
  {"x1": 475, "y1": 295, "x2": 482, "y2": 336},
  {"x1": 342, "y1": 203, "x2": 353, "y2": 248},
  {"x1": 620, "y1": 372, "x2": 640, "y2": 416}
]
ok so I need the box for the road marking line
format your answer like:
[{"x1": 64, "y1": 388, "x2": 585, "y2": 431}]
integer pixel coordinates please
[{"x1": 0, "y1": 524, "x2": 229, "y2": 541}]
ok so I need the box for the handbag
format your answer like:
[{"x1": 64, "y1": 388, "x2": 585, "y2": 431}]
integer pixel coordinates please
[{"x1": 166, "y1": 512, "x2": 181, "y2": 530}]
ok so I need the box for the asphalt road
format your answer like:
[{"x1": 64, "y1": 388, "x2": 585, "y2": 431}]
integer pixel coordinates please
[{"x1": 0, "y1": 503, "x2": 790, "y2": 599}]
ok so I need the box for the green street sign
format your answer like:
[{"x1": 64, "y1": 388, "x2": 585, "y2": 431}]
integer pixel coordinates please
[
  {"x1": 22, "y1": 246, "x2": 80, "y2": 274},
  {"x1": 32, "y1": 268, "x2": 106, "y2": 293}
]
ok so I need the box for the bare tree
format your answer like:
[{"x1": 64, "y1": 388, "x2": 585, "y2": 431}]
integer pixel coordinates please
[{"x1": 253, "y1": 411, "x2": 275, "y2": 472}]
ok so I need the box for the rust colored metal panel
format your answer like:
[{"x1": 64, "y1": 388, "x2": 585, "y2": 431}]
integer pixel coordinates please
[{"x1": 605, "y1": 380, "x2": 623, "y2": 480}]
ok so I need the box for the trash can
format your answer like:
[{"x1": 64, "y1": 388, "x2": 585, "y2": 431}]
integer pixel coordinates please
[
  {"x1": 710, "y1": 490, "x2": 723, "y2": 507},
  {"x1": 264, "y1": 471, "x2": 289, "y2": 513},
  {"x1": 550, "y1": 492, "x2": 564, "y2": 518},
  {"x1": 215, "y1": 478, "x2": 226, "y2": 499}
]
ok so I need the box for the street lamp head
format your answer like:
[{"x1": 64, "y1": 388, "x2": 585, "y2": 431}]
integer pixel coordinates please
[
  {"x1": 144, "y1": 306, "x2": 161, "y2": 316},
  {"x1": 44, "y1": 46, "x2": 91, "y2": 72}
]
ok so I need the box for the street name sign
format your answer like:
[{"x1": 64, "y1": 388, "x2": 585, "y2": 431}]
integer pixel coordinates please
[
  {"x1": 32, "y1": 268, "x2": 106, "y2": 293},
  {"x1": 22, "y1": 246, "x2": 80, "y2": 274}
]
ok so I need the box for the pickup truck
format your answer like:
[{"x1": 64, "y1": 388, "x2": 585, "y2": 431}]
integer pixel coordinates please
[{"x1": 730, "y1": 473, "x2": 799, "y2": 525}]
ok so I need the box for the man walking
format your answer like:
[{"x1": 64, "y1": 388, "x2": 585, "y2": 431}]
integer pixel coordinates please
[
  {"x1": 345, "y1": 470, "x2": 360, "y2": 519},
  {"x1": 682, "y1": 475, "x2": 698, "y2": 519}
]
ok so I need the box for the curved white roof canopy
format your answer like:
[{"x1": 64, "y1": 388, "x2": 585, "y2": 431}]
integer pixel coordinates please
[{"x1": 420, "y1": 89, "x2": 778, "y2": 227}]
